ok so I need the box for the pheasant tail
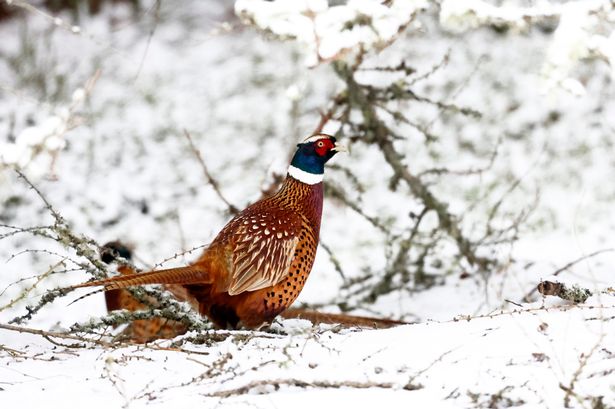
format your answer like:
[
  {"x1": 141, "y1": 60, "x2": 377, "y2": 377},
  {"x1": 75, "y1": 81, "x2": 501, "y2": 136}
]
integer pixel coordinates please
[{"x1": 73, "y1": 265, "x2": 211, "y2": 291}]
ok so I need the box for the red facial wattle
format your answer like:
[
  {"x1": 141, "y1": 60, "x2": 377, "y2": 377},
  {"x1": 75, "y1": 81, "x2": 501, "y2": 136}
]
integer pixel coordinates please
[{"x1": 314, "y1": 139, "x2": 335, "y2": 156}]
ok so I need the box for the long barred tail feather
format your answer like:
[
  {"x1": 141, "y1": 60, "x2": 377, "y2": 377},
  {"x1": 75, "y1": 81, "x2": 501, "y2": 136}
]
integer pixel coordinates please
[
  {"x1": 280, "y1": 308, "x2": 408, "y2": 329},
  {"x1": 71, "y1": 265, "x2": 211, "y2": 291},
  {"x1": 67, "y1": 287, "x2": 107, "y2": 306}
]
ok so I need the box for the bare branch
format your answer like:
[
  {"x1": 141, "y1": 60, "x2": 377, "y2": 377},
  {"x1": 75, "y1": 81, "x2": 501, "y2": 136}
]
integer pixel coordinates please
[
  {"x1": 207, "y1": 377, "x2": 421, "y2": 398},
  {"x1": 0, "y1": 322, "x2": 112, "y2": 348},
  {"x1": 182, "y1": 129, "x2": 239, "y2": 215},
  {"x1": 335, "y1": 59, "x2": 490, "y2": 270}
]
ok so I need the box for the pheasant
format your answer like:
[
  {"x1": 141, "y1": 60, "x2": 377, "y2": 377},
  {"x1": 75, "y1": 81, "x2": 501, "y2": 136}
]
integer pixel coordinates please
[{"x1": 73, "y1": 134, "x2": 345, "y2": 329}]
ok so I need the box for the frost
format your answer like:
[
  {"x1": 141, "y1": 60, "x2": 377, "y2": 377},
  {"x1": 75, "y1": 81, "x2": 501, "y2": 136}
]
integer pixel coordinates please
[{"x1": 235, "y1": 0, "x2": 428, "y2": 66}]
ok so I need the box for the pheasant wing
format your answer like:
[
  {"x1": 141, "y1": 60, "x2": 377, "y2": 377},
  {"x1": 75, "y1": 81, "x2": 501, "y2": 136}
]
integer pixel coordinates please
[{"x1": 225, "y1": 209, "x2": 302, "y2": 295}]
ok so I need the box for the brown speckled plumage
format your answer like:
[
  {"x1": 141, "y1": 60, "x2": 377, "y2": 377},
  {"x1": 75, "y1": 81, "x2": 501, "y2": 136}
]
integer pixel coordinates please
[{"x1": 74, "y1": 134, "x2": 342, "y2": 329}]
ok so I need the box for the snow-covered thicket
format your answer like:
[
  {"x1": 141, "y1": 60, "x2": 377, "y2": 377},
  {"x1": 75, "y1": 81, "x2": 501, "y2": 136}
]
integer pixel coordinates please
[
  {"x1": 0, "y1": 85, "x2": 90, "y2": 176},
  {"x1": 1, "y1": 0, "x2": 615, "y2": 407},
  {"x1": 440, "y1": 0, "x2": 615, "y2": 95},
  {"x1": 235, "y1": 0, "x2": 428, "y2": 66}
]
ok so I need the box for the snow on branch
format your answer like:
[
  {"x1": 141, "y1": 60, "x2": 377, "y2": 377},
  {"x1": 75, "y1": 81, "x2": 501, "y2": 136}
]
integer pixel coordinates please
[
  {"x1": 440, "y1": 0, "x2": 615, "y2": 94},
  {"x1": 0, "y1": 71, "x2": 99, "y2": 178},
  {"x1": 439, "y1": 0, "x2": 562, "y2": 33},
  {"x1": 543, "y1": 1, "x2": 615, "y2": 94},
  {"x1": 235, "y1": 0, "x2": 428, "y2": 66}
]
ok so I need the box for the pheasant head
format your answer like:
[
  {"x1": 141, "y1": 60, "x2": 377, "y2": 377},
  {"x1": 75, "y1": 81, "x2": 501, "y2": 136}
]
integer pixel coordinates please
[{"x1": 287, "y1": 133, "x2": 346, "y2": 184}]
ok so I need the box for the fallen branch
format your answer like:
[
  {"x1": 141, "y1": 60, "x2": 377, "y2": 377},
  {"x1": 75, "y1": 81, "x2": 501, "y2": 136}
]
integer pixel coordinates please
[
  {"x1": 0, "y1": 322, "x2": 112, "y2": 348},
  {"x1": 537, "y1": 281, "x2": 592, "y2": 304},
  {"x1": 207, "y1": 377, "x2": 421, "y2": 398},
  {"x1": 522, "y1": 248, "x2": 613, "y2": 302}
]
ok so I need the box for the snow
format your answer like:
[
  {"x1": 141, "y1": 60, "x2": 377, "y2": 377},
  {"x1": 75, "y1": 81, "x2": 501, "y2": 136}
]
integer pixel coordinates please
[
  {"x1": 235, "y1": 0, "x2": 428, "y2": 66},
  {"x1": 439, "y1": 0, "x2": 567, "y2": 33},
  {"x1": 3, "y1": 306, "x2": 614, "y2": 407},
  {"x1": 1, "y1": 0, "x2": 615, "y2": 407}
]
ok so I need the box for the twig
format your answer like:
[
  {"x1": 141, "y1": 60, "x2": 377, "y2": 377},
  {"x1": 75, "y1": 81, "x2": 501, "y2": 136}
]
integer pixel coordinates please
[
  {"x1": 359, "y1": 60, "x2": 417, "y2": 76},
  {"x1": 560, "y1": 334, "x2": 605, "y2": 408},
  {"x1": 450, "y1": 303, "x2": 615, "y2": 324},
  {"x1": 14, "y1": 169, "x2": 109, "y2": 277},
  {"x1": 311, "y1": 93, "x2": 346, "y2": 135},
  {"x1": 407, "y1": 51, "x2": 450, "y2": 85},
  {"x1": 418, "y1": 138, "x2": 499, "y2": 178},
  {"x1": 69, "y1": 304, "x2": 211, "y2": 335},
  {"x1": 0, "y1": 322, "x2": 112, "y2": 348},
  {"x1": 14, "y1": 169, "x2": 59, "y2": 219},
  {"x1": 182, "y1": 129, "x2": 239, "y2": 215},
  {"x1": 505, "y1": 299, "x2": 523, "y2": 308},
  {"x1": 9, "y1": 287, "x2": 73, "y2": 324},
  {"x1": 0, "y1": 258, "x2": 66, "y2": 312},
  {"x1": 0, "y1": 224, "x2": 55, "y2": 240},
  {"x1": 319, "y1": 240, "x2": 346, "y2": 281},
  {"x1": 6, "y1": 0, "x2": 131, "y2": 60},
  {"x1": 326, "y1": 182, "x2": 389, "y2": 234},
  {"x1": 133, "y1": 0, "x2": 161, "y2": 82},
  {"x1": 152, "y1": 243, "x2": 210, "y2": 269}
]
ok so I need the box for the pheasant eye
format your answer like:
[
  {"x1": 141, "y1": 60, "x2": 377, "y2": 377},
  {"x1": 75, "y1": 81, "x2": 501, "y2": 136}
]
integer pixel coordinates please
[{"x1": 316, "y1": 141, "x2": 324, "y2": 148}]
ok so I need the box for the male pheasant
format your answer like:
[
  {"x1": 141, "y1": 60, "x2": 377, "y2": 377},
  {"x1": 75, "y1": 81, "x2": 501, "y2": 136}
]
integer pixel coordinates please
[{"x1": 73, "y1": 134, "x2": 345, "y2": 329}]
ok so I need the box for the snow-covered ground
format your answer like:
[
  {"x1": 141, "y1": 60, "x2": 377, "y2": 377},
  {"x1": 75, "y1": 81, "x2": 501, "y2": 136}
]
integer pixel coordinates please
[
  {"x1": 2, "y1": 305, "x2": 614, "y2": 408},
  {"x1": 1, "y1": 1, "x2": 614, "y2": 407}
]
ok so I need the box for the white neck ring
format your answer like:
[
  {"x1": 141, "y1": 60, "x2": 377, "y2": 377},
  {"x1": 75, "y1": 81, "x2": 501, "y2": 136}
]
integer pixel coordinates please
[{"x1": 288, "y1": 165, "x2": 323, "y2": 185}]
